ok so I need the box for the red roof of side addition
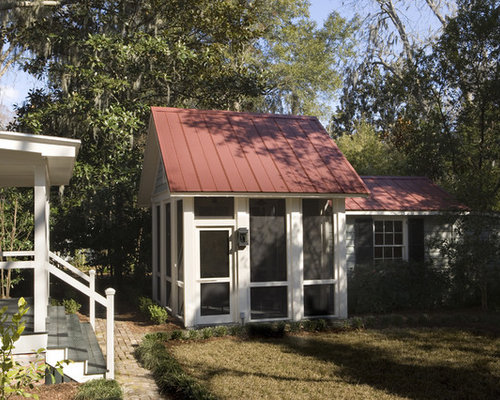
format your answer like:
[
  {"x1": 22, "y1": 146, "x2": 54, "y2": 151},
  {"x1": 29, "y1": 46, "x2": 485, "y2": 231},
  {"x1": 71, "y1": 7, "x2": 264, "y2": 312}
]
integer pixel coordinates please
[
  {"x1": 346, "y1": 176, "x2": 468, "y2": 212},
  {"x1": 151, "y1": 107, "x2": 369, "y2": 195}
]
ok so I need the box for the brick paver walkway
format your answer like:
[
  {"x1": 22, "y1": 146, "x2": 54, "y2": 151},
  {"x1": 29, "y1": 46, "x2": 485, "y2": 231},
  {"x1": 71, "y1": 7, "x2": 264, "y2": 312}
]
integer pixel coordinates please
[{"x1": 95, "y1": 318, "x2": 167, "y2": 400}]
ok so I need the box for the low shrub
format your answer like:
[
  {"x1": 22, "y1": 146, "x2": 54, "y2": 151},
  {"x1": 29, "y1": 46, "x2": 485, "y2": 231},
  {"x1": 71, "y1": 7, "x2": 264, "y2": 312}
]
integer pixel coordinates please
[
  {"x1": 136, "y1": 336, "x2": 218, "y2": 399},
  {"x1": 148, "y1": 304, "x2": 168, "y2": 324},
  {"x1": 75, "y1": 378, "x2": 123, "y2": 400},
  {"x1": 138, "y1": 296, "x2": 154, "y2": 315},
  {"x1": 62, "y1": 298, "x2": 82, "y2": 314}
]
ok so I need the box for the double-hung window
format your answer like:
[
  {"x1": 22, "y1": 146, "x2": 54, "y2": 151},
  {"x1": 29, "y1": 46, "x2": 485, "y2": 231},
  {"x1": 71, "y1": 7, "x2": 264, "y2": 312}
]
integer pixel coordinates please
[{"x1": 374, "y1": 220, "x2": 404, "y2": 261}]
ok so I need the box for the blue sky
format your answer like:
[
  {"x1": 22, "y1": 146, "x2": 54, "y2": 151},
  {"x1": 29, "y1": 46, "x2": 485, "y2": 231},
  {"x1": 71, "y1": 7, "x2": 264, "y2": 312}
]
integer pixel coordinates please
[{"x1": 0, "y1": 0, "x2": 444, "y2": 120}]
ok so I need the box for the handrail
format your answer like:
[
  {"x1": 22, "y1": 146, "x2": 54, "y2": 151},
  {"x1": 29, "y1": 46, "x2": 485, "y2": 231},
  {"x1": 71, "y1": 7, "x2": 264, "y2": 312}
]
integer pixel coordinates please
[
  {"x1": 0, "y1": 261, "x2": 35, "y2": 269},
  {"x1": 49, "y1": 251, "x2": 90, "y2": 283},
  {"x1": 47, "y1": 261, "x2": 115, "y2": 379},
  {"x1": 0, "y1": 251, "x2": 35, "y2": 258}
]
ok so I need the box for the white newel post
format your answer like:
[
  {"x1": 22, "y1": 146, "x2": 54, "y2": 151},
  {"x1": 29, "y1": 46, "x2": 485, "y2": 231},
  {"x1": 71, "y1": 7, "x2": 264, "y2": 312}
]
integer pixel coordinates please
[
  {"x1": 105, "y1": 288, "x2": 115, "y2": 379},
  {"x1": 89, "y1": 270, "x2": 96, "y2": 330},
  {"x1": 34, "y1": 163, "x2": 49, "y2": 332}
]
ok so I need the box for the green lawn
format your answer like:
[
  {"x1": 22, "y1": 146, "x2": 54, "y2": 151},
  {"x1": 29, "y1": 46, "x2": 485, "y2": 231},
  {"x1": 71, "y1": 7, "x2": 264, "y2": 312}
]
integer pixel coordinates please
[{"x1": 170, "y1": 328, "x2": 500, "y2": 400}]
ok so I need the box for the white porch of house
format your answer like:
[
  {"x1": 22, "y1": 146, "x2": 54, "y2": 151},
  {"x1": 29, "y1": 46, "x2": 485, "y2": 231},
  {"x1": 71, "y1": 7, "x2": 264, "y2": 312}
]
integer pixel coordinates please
[
  {"x1": 150, "y1": 195, "x2": 349, "y2": 328},
  {"x1": 0, "y1": 131, "x2": 115, "y2": 382}
]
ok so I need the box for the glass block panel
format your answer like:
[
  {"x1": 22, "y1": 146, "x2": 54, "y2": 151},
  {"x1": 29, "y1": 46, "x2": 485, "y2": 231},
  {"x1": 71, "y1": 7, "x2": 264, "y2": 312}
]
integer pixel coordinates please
[
  {"x1": 165, "y1": 203, "x2": 171, "y2": 277},
  {"x1": 303, "y1": 199, "x2": 334, "y2": 280},
  {"x1": 394, "y1": 247, "x2": 403, "y2": 259},
  {"x1": 304, "y1": 284, "x2": 335, "y2": 316},
  {"x1": 201, "y1": 283, "x2": 230, "y2": 316},
  {"x1": 250, "y1": 199, "x2": 286, "y2": 282},
  {"x1": 251, "y1": 286, "x2": 287, "y2": 319},
  {"x1": 384, "y1": 220, "x2": 394, "y2": 232},
  {"x1": 166, "y1": 280, "x2": 171, "y2": 308},
  {"x1": 200, "y1": 231, "x2": 229, "y2": 278},
  {"x1": 394, "y1": 220, "x2": 403, "y2": 233},
  {"x1": 195, "y1": 197, "x2": 234, "y2": 217}
]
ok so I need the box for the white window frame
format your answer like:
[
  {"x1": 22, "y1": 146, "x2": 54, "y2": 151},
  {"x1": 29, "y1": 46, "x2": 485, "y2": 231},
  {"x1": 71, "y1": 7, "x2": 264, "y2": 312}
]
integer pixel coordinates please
[{"x1": 372, "y1": 216, "x2": 408, "y2": 262}]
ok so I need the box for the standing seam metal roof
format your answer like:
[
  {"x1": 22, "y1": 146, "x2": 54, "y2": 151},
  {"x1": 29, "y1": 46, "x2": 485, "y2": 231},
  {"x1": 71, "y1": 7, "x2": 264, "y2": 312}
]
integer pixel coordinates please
[{"x1": 152, "y1": 107, "x2": 369, "y2": 195}]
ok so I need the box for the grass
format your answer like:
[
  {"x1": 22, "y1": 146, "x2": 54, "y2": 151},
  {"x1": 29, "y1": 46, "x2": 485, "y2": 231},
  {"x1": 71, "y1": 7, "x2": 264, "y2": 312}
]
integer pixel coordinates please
[
  {"x1": 74, "y1": 379, "x2": 123, "y2": 400},
  {"x1": 169, "y1": 328, "x2": 500, "y2": 400}
]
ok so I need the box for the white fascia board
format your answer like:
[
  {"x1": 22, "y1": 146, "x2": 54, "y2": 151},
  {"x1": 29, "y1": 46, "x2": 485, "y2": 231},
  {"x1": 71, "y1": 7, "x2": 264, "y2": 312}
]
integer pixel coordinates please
[{"x1": 0, "y1": 131, "x2": 80, "y2": 158}]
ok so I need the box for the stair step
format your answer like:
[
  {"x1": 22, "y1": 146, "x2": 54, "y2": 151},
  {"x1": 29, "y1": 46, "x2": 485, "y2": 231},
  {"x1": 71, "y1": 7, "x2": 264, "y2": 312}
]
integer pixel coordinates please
[
  {"x1": 47, "y1": 306, "x2": 70, "y2": 349},
  {"x1": 81, "y1": 323, "x2": 106, "y2": 375},
  {"x1": 66, "y1": 314, "x2": 89, "y2": 363}
]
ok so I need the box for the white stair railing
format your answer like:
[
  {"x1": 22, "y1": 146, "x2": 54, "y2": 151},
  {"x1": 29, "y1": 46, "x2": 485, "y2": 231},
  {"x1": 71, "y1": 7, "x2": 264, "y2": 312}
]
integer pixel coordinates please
[{"x1": 47, "y1": 252, "x2": 114, "y2": 379}]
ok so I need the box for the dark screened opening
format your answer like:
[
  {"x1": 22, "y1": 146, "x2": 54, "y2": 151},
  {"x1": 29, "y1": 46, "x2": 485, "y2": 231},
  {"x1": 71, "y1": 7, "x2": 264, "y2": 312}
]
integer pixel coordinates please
[
  {"x1": 201, "y1": 283, "x2": 230, "y2": 316},
  {"x1": 200, "y1": 231, "x2": 229, "y2": 278},
  {"x1": 250, "y1": 199, "x2": 286, "y2": 282},
  {"x1": 251, "y1": 286, "x2": 287, "y2": 319},
  {"x1": 304, "y1": 284, "x2": 335, "y2": 316},
  {"x1": 166, "y1": 280, "x2": 171, "y2": 308},
  {"x1": 156, "y1": 205, "x2": 161, "y2": 273},
  {"x1": 156, "y1": 276, "x2": 161, "y2": 302},
  {"x1": 195, "y1": 197, "x2": 234, "y2": 218},
  {"x1": 165, "y1": 203, "x2": 171, "y2": 277},
  {"x1": 303, "y1": 199, "x2": 334, "y2": 280},
  {"x1": 178, "y1": 286, "x2": 184, "y2": 317},
  {"x1": 177, "y1": 200, "x2": 184, "y2": 282}
]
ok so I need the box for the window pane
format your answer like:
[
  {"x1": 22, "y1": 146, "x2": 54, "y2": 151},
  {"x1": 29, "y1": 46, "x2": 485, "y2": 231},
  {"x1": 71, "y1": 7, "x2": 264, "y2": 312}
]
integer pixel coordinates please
[
  {"x1": 374, "y1": 221, "x2": 383, "y2": 232},
  {"x1": 384, "y1": 247, "x2": 393, "y2": 258},
  {"x1": 177, "y1": 200, "x2": 184, "y2": 282},
  {"x1": 165, "y1": 203, "x2": 171, "y2": 277},
  {"x1": 394, "y1": 247, "x2": 403, "y2": 259},
  {"x1": 195, "y1": 197, "x2": 234, "y2": 218},
  {"x1": 304, "y1": 284, "x2": 335, "y2": 316},
  {"x1": 374, "y1": 247, "x2": 383, "y2": 259},
  {"x1": 201, "y1": 283, "x2": 230, "y2": 316},
  {"x1": 250, "y1": 199, "x2": 286, "y2": 282},
  {"x1": 200, "y1": 231, "x2": 229, "y2": 278},
  {"x1": 385, "y1": 233, "x2": 393, "y2": 245},
  {"x1": 384, "y1": 221, "x2": 394, "y2": 232},
  {"x1": 394, "y1": 221, "x2": 403, "y2": 233},
  {"x1": 303, "y1": 199, "x2": 333, "y2": 280},
  {"x1": 394, "y1": 233, "x2": 403, "y2": 245},
  {"x1": 375, "y1": 233, "x2": 384, "y2": 245},
  {"x1": 166, "y1": 281, "x2": 171, "y2": 308},
  {"x1": 251, "y1": 286, "x2": 287, "y2": 319}
]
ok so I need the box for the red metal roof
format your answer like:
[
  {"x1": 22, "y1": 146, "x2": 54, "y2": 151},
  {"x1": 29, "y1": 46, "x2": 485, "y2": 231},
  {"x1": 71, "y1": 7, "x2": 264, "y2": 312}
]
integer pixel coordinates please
[
  {"x1": 346, "y1": 176, "x2": 468, "y2": 211},
  {"x1": 151, "y1": 107, "x2": 369, "y2": 195}
]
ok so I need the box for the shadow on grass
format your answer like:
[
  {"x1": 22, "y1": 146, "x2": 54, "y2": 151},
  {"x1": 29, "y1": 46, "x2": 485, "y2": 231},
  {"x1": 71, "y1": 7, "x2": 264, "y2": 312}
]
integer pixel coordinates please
[{"x1": 277, "y1": 333, "x2": 499, "y2": 400}]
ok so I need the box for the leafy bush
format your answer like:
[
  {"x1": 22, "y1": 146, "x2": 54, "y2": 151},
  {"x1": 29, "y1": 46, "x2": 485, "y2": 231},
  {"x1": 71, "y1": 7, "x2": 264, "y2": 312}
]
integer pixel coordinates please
[
  {"x1": 62, "y1": 298, "x2": 82, "y2": 314},
  {"x1": 138, "y1": 296, "x2": 154, "y2": 315},
  {"x1": 136, "y1": 336, "x2": 218, "y2": 399},
  {"x1": 148, "y1": 304, "x2": 168, "y2": 325},
  {"x1": 75, "y1": 378, "x2": 123, "y2": 400},
  {"x1": 348, "y1": 260, "x2": 449, "y2": 314}
]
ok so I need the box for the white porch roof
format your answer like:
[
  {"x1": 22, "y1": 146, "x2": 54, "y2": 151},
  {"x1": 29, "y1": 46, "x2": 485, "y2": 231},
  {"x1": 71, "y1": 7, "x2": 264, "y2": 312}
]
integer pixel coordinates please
[{"x1": 0, "y1": 131, "x2": 80, "y2": 187}]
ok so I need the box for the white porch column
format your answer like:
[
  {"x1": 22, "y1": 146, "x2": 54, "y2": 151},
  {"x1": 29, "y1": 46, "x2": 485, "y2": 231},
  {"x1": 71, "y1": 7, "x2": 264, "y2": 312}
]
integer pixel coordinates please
[
  {"x1": 235, "y1": 197, "x2": 250, "y2": 324},
  {"x1": 333, "y1": 198, "x2": 348, "y2": 318},
  {"x1": 182, "y1": 198, "x2": 196, "y2": 327},
  {"x1": 288, "y1": 198, "x2": 303, "y2": 322},
  {"x1": 34, "y1": 162, "x2": 49, "y2": 332}
]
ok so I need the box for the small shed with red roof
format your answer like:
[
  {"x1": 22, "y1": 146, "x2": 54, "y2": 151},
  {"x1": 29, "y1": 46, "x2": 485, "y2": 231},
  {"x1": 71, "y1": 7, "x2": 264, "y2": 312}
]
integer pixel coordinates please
[
  {"x1": 138, "y1": 107, "x2": 369, "y2": 327},
  {"x1": 344, "y1": 176, "x2": 467, "y2": 270}
]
